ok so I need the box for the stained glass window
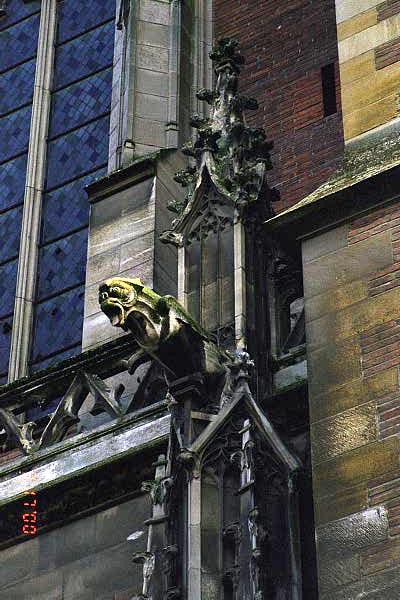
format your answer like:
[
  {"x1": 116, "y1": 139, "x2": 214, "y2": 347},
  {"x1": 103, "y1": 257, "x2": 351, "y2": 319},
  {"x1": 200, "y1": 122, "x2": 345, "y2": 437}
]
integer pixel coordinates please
[
  {"x1": 29, "y1": 0, "x2": 116, "y2": 373},
  {"x1": 0, "y1": 0, "x2": 40, "y2": 382}
]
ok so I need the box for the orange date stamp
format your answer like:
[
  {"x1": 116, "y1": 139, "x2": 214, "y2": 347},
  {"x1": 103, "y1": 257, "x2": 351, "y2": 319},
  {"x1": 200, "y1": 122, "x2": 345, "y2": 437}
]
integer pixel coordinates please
[{"x1": 22, "y1": 471, "x2": 38, "y2": 535}]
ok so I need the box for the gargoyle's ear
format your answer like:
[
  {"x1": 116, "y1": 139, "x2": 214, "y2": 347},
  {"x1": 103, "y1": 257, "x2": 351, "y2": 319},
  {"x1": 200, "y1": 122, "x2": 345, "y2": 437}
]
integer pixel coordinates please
[{"x1": 156, "y1": 297, "x2": 170, "y2": 317}]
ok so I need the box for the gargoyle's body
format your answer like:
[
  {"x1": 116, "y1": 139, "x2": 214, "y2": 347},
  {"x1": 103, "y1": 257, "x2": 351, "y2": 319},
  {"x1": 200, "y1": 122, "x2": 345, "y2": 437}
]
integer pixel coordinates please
[{"x1": 99, "y1": 278, "x2": 230, "y2": 401}]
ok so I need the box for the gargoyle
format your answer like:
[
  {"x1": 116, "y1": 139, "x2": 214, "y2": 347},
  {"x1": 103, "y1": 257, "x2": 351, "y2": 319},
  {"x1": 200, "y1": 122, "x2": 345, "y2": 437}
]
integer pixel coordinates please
[{"x1": 99, "y1": 278, "x2": 232, "y2": 404}]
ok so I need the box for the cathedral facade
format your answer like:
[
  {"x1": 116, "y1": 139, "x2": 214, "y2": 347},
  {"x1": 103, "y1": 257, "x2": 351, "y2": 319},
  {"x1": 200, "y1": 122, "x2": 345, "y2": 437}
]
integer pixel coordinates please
[{"x1": 1, "y1": 0, "x2": 400, "y2": 598}]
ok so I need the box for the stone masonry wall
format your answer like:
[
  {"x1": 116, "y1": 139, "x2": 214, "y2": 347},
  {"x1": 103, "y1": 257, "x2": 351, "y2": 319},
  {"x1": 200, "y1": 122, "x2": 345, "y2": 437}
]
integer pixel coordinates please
[
  {"x1": 303, "y1": 199, "x2": 400, "y2": 598},
  {"x1": 214, "y1": 0, "x2": 344, "y2": 212}
]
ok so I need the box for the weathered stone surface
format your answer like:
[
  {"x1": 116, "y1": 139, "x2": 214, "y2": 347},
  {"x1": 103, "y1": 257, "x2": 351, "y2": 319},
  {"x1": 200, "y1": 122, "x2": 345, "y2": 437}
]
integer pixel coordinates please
[
  {"x1": 339, "y1": 13, "x2": 400, "y2": 62},
  {"x1": 340, "y1": 50, "x2": 375, "y2": 85},
  {"x1": 139, "y1": 0, "x2": 170, "y2": 26},
  {"x1": 137, "y1": 45, "x2": 169, "y2": 73},
  {"x1": 135, "y1": 92, "x2": 168, "y2": 122},
  {"x1": 311, "y1": 401, "x2": 378, "y2": 463},
  {"x1": 136, "y1": 67, "x2": 169, "y2": 97},
  {"x1": 134, "y1": 116, "x2": 166, "y2": 147},
  {"x1": 137, "y1": 20, "x2": 170, "y2": 48},
  {"x1": 317, "y1": 507, "x2": 388, "y2": 557},
  {"x1": 0, "y1": 570, "x2": 63, "y2": 600},
  {"x1": 307, "y1": 337, "x2": 361, "y2": 397},
  {"x1": 309, "y1": 368, "x2": 398, "y2": 423},
  {"x1": 303, "y1": 231, "x2": 392, "y2": 298},
  {"x1": 313, "y1": 437, "x2": 400, "y2": 498},
  {"x1": 315, "y1": 484, "x2": 369, "y2": 526},
  {"x1": 318, "y1": 553, "x2": 360, "y2": 592},
  {"x1": 273, "y1": 360, "x2": 307, "y2": 392},
  {"x1": 344, "y1": 93, "x2": 398, "y2": 139}
]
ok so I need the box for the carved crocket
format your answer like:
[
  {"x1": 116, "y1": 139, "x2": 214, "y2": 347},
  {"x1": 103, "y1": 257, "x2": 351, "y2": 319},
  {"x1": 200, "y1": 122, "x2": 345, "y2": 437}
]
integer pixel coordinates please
[{"x1": 99, "y1": 278, "x2": 231, "y2": 402}]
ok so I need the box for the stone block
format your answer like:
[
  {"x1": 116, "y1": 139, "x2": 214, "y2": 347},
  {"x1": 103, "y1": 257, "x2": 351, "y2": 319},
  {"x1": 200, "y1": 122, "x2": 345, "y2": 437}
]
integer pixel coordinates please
[
  {"x1": 273, "y1": 360, "x2": 307, "y2": 392},
  {"x1": 335, "y1": 0, "x2": 380, "y2": 24},
  {"x1": 86, "y1": 247, "x2": 120, "y2": 286},
  {"x1": 134, "y1": 116, "x2": 166, "y2": 147},
  {"x1": 0, "y1": 535, "x2": 40, "y2": 587},
  {"x1": 137, "y1": 20, "x2": 169, "y2": 48},
  {"x1": 139, "y1": 0, "x2": 170, "y2": 25},
  {"x1": 302, "y1": 224, "x2": 349, "y2": 263},
  {"x1": 82, "y1": 311, "x2": 124, "y2": 350},
  {"x1": 0, "y1": 569, "x2": 63, "y2": 600},
  {"x1": 310, "y1": 368, "x2": 398, "y2": 423},
  {"x1": 340, "y1": 50, "x2": 375, "y2": 86},
  {"x1": 303, "y1": 231, "x2": 392, "y2": 299},
  {"x1": 137, "y1": 44, "x2": 169, "y2": 73},
  {"x1": 311, "y1": 401, "x2": 378, "y2": 464},
  {"x1": 315, "y1": 483, "x2": 369, "y2": 526},
  {"x1": 337, "y1": 8, "x2": 377, "y2": 41},
  {"x1": 320, "y1": 566, "x2": 400, "y2": 600},
  {"x1": 119, "y1": 233, "x2": 154, "y2": 272},
  {"x1": 313, "y1": 437, "x2": 400, "y2": 498},
  {"x1": 318, "y1": 553, "x2": 360, "y2": 592},
  {"x1": 344, "y1": 92, "x2": 398, "y2": 139},
  {"x1": 339, "y1": 13, "x2": 400, "y2": 62},
  {"x1": 317, "y1": 507, "x2": 388, "y2": 557},
  {"x1": 94, "y1": 495, "x2": 151, "y2": 553},
  {"x1": 306, "y1": 286, "x2": 400, "y2": 351},
  {"x1": 307, "y1": 337, "x2": 361, "y2": 398},
  {"x1": 135, "y1": 92, "x2": 168, "y2": 122},
  {"x1": 342, "y1": 60, "x2": 400, "y2": 114},
  {"x1": 136, "y1": 68, "x2": 169, "y2": 97},
  {"x1": 305, "y1": 278, "x2": 368, "y2": 323}
]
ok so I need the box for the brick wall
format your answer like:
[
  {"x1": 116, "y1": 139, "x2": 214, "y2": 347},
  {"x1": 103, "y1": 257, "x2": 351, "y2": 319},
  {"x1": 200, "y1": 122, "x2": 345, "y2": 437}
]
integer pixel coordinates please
[{"x1": 214, "y1": 0, "x2": 344, "y2": 212}]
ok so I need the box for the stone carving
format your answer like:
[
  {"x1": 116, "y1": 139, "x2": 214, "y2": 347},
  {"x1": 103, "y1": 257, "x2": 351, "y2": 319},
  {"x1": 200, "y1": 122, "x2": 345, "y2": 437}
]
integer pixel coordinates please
[
  {"x1": 99, "y1": 277, "x2": 231, "y2": 402},
  {"x1": 132, "y1": 551, "x2": 156, "y2": 599},
  {"x1": 161, "y1": 37, "x2": 272, "y2": 247},
  {"x1": 0, "y1": 0, "x2": 6, "y2": 17},
  {"x1": 0, "y1": 371, "x2": 123, "y2": 455}
]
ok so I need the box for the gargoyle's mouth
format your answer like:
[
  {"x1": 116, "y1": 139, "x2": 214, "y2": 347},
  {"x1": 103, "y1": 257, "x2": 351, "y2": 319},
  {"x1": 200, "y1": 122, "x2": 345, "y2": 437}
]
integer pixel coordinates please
[{"x1": 100, "y1": 299, "x2": 125, "y2": 327}]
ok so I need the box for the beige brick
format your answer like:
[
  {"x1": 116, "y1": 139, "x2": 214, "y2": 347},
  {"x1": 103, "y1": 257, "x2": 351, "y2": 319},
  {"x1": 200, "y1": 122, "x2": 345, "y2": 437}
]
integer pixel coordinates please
[
  {"x1": 308, "y1": 337, "x2": 362, "y2": 397},
  {"x1": 339, "y1": 13, "x2": 400, "y2": 62},
  {"x1": 342, "y1": 61, "x2": 400, "y2": 114},
  {"x1": 314, "y1": 484, "x2": 369, "y2": 526},
  {"x1": 337, "y1": 8, "x2": 377, "y2": 41},
  {"x1": 305, "y1": 279, "x2": 368, "y2": 323}
]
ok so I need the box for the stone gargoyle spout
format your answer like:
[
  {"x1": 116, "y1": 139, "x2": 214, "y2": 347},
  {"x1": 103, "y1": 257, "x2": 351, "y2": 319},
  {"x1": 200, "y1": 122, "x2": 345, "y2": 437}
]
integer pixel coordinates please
[{"x1": 99, "y1": 277, "x2": 230, "y2": 389}]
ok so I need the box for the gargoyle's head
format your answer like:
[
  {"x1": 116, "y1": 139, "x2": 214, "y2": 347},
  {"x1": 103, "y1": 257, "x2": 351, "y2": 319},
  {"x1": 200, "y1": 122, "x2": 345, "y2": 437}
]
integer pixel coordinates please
[{"x1": 99, "y1": 277, "x2": 162, "y2": 348}]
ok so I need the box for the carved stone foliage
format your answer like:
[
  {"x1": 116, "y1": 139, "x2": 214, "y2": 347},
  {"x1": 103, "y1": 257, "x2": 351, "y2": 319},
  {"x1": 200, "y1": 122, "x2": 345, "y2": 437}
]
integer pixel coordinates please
[{"x1": 161, "y1": 37, "x2": 273, "y2": 247}]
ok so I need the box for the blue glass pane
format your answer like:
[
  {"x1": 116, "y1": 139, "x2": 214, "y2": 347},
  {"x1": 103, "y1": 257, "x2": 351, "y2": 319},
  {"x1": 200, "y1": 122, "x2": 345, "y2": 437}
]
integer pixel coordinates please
[
  {"x1": 0, "y1": 154, "x2": 27, "y2": 211},
  {"x1": 46, "y1": 115, "x2": 109, "y2": 189},
  {"x1": 0, "y1": 315, "x2": 12, "y2": 377},
  {"x1": 0, "y1": 104, "x2": 31, "y2": 163},
  {"x1": 58, "y1": 0, "x2": 115, "y2": 43},
  {"x1": 37, "y1": 229, "x2": 88, "y2": 300},
  {"x1": 0, "y1": 205, "x2": 22, "y2": 264},
  {"x1": 0, "y1": 258, "x2": 17, "y2": 318},
  {"x1": 30, "y1": 346, "x2": 80, "y2": 373},
  {"x1": 41, "y1": 168, "x2": 105, "y2": 243},
  {"x1": 0, "y1": 13, "x2": 40, "y2": 72},
  {"x1": 54, "y1": 21, "x2": 114, "y2": 89},
  {"x1": 0, "y1": 374, "x2": 7, "y2": 385},
  {"x1": 31, "y1": 285, "x2": 84, "y2": 362},
  {"x1": 49, "y1": 68, "x2": 112, "y2": 139},
  {"x1": 0, "y1": 0, "x2": 40, "y2": 32},
  {"x1": 0, "y1": 58, "x2": 36, "y2": 116},
  {"x1": 26, "y1": 395, "x2": 64, "y2": 420}
]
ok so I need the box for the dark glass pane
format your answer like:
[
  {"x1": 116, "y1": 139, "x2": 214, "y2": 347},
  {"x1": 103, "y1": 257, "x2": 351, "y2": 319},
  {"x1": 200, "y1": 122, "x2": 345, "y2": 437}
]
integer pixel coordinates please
[
  {"x1": 187, "y1": 242, "x2": 200, "y2": 322},
  {"x1": 41, "y1": 168, "x2": 105, "y2": 243},
  {"x1": 0, "y1": 205, "x2": 22, "y2": 264},
  {"x1": 31, "y1": 285, "x2": 85, "y2": 362},
  {"x1": 53, "y1": 21, "x2": 114, "y2": 90},
  {"x1": 57, "y1": 0, "x2": 115, "y2": 43},
  {"x1": 0, "y1": 258, "x2": 17, "y2": 318},
  {"x1": 0, "y1": 0, "x2": 40, "y2": 32},
  {"x1": 30, "y1": 346, "x2": 81, "y2": 373},
  {"x1": 0, "y1": 315, "x2": 12, "y2": 377},
  {"x1": 49, "y1": 68, "x2": 112, "y2": 139},
  {"x1": 46, "y1": 116, "x2": 109, "y2": 189},
  {"x1": 0, "y1": 104, "x2": 32, "y2": 163},
  {"x1": 202, "y1": 233, "x2": 218, "y2": 331},
  {"x1": 37, "y1": 229, "x2": 88, "y2": 300},
  {"x1": 0, "y1": 13, "x2": 40, "y2": 71},
  {"x1": 0, "y1": 154, "x2": 27, "y2": 211},
  {"x1": 0, "y1": 58, "x2": 36, "y2": 115}
]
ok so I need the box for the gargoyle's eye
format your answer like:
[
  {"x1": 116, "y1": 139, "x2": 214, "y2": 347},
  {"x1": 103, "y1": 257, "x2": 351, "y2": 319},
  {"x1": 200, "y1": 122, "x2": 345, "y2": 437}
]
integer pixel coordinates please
[{"x1": 111, "y1": 286, "x2": 121, "y2": 294}]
